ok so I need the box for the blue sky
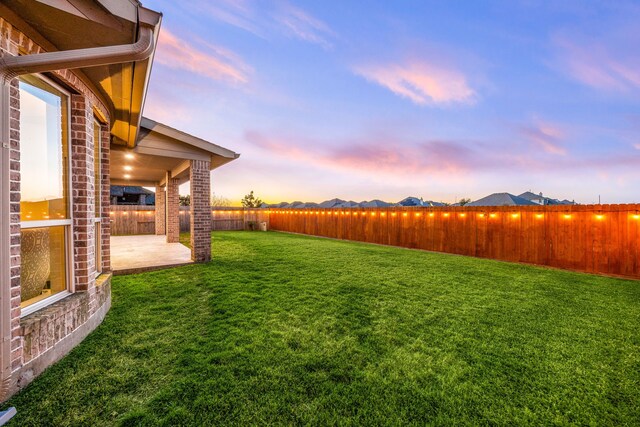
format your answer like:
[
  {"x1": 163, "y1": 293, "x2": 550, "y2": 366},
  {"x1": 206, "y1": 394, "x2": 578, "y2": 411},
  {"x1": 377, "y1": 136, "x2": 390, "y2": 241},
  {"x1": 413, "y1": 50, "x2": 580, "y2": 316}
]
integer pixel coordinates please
[{"x1": 142, "y1": 0, "x2": 640, "y2": 204}]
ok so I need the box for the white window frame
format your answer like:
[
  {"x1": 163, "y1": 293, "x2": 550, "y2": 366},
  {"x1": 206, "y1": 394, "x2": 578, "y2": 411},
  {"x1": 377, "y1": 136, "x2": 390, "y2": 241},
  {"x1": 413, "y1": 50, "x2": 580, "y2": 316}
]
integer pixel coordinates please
[
  {"x1": 94, "y1": 118, "x2": 102, "y2": 277},
  {"x1": 19, "y1": 74, "x2": 74, "y2": 317},
  {"x1": 94, "y1": 219, "x2": 102, "y2": 278}
]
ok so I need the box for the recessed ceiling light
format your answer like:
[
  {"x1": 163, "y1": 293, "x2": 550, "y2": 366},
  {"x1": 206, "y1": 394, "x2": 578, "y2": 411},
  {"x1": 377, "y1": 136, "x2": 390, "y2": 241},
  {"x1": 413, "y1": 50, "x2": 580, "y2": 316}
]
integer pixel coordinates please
[
  {"x1": 124, "y1": 165, "x2": 132, "y2": 171},
  {"x1": 124, "y1": 174, "x2": 131, "y2": 179}
]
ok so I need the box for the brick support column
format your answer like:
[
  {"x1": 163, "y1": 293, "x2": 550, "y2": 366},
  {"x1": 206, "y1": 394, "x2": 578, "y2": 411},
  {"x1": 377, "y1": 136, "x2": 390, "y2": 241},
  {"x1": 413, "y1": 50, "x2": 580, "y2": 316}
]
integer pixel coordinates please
[
  {"x1": 155, "y1": 185, "x2": 166, "y2": 235},
  {"x1": 166, "y1": 173, "x2": 180, "y2": 243},
  {"x1": 70, "y1": 95, "x2": 96, "y2": 295},
  {"x1": 99, "y1": 123, "x2": 111, "y2": 272},
  {"x1": 8, "y1": 80, "x2": 23, "y2": 372},
  {"x1": 190, "y1": 160, "x2": 211, "y2": 262}
]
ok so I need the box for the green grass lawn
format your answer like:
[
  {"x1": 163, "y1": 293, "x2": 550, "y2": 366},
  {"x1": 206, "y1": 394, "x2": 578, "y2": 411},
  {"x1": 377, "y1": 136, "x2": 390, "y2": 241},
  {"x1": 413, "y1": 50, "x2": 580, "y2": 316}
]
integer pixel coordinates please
[{"x1": 6, "y1": 231, "x2": 640, "y2": 426}]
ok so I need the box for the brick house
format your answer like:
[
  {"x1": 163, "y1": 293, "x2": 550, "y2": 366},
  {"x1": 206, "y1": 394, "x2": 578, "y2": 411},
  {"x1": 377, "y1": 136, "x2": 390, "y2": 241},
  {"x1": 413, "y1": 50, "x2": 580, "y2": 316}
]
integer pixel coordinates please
[
  {"x1": 110, "y1": 186, "x2": 156, "y2": 206},
  {"x1": 0, "y1": 0, "x2": 238, "y2": 400}
]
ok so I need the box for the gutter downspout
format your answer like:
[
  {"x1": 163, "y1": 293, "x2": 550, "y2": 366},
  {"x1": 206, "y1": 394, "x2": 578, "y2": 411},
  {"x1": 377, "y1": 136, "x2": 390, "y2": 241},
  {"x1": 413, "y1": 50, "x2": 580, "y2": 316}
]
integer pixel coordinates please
[
  {"x1": 0, "y1": 22, "x2": 155, "y2": 403},
  {"x1": 0, "y1": 25, "x2": 154, "y2": 82}
]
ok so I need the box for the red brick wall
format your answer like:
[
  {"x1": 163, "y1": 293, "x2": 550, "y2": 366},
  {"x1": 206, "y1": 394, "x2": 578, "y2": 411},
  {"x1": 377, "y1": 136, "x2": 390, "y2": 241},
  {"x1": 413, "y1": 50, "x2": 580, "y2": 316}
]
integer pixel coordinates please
[
  {"x1": 70, "y1": 95, "x2": 97, "y2": 297},
  {"x1": 190, "y1": 160, "x2": 211, "y2": 262},
  {"x1": 155, "y1": 185, "x2": 166, "y2": 235},
  {"x1": 166, "y1": 176, "x2": 180, "y2": 243},
  {"x1": 100, "y1": 123, "x2": 111, "y2": 272},
  {"x1": 8, "y1": 79, "x2": 22, "y2": 372}
]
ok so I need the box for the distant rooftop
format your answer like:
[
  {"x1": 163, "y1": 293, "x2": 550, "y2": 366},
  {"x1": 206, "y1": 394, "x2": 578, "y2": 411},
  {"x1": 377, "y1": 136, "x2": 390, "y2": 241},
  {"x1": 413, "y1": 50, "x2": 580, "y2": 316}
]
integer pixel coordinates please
[
  {"x1": 263, "y1": 191, "x2": 577, "y2": 209},
  {"x1": 467, "y1": 193, "x2": 538, "y2": 207},
  {"x1": 518, "y1": 191, "x2": 576, "y2": 206}
]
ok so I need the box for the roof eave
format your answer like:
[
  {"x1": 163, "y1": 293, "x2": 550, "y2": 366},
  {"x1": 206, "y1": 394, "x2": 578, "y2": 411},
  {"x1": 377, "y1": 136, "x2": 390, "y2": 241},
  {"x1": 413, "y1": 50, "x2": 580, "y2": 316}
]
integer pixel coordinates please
[
  {"x1": 117, "y1": 6, "x2": 162, "y2": 148},
  {"x1": 139, "y1": 116, "x2": 240, "y2": 160}
]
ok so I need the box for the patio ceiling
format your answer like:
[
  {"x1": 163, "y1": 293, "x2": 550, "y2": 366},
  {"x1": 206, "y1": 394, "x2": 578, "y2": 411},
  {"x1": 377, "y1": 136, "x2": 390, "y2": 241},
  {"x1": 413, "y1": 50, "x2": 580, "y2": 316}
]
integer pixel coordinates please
[{"x1": 110, "y1": 117, "x2": 240, "y2": 186}]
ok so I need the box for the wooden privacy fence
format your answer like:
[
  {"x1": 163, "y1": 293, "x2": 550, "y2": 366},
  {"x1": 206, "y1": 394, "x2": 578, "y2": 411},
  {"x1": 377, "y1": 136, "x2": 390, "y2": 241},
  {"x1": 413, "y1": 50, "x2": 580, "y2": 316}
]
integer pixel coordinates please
[
  {"x1": 269, "y1": 205, "x2": 640, "y2": 279},
  {"x1": 110, "y1": 206, "x2": 268, "y2": 235},
  {"x1": 109, "y1": 204, "x2": 640, "y2": 279},
  {"x1": 109, "y1": 205, "x2": 156, "y2": 235},
  {"x1": 179, "y1": 207, "x2": 268, "y2": 231}
]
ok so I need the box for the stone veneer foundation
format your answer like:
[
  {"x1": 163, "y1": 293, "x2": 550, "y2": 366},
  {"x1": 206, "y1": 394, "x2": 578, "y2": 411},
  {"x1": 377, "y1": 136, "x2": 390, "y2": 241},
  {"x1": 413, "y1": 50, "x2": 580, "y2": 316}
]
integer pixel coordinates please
[{"x1": 17, "y1": 274, "x2": 111, "y2": 389}]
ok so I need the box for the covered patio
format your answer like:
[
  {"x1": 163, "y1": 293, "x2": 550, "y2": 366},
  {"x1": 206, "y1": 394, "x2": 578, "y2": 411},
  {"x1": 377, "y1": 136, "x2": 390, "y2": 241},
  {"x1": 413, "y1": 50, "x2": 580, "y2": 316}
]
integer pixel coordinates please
[
  {"x1": 111, "y1": 235, "x2": 192, "y2": 274},
  {"x1": 110, "y1": 117, "x2": 240, "y2": 267}
]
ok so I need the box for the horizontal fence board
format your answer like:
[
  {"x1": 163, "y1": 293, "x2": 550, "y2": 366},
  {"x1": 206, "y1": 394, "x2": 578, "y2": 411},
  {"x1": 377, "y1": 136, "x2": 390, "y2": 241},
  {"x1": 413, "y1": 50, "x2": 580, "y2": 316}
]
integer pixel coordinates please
[
  {"x1": 109, "y1": 205, "x2": 156, "y2": 235},
  {"x1": 110, "y1": 206, "x2": 269, "y2": 234},
  {"x1": 269, "y1": 205, "x2": 640, "y2": 280}
]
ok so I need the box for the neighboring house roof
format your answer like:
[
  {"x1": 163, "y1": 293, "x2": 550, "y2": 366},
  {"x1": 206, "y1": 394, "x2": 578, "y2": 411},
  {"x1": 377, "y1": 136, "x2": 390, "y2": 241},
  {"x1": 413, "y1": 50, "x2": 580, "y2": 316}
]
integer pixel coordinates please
[
  {"x1": 290, "y1": 202, "x2": 320, "y2": 208},
  {"x1": 268, "y1": 199, "x2": 430, "y2": 208},
  {"x1": 360, "y1": 200, "x2": 394, "y2": 207},
  {"x1": 398, "y1": 197, "x2": 446, "y2": 207},
  {"x1": 467, "y1": 192, "x2": 538, "y2": 207},
  {"x1": 550, "y1": 199, "x2": 576, "y2": 205},
  {"x1": 398, "y1": 197, "x2": 423, "y2": 206},
  {"x1": 110, "y1": 186, "x2": 155, "y2": 205},
  {"x1": 316, "y1": 198, "x2": 360, "y2": 208},
  {"x1": 261, "y1": 202, "x2": 290, "y2": 208},
  {"x1": 518, "y1": 191, "x2": 544, "y2": 201},
  {"x1": 337, "y1": 201, "x2": 360, "y2": 208},
  {"x1": 518, "y1": 191, "x2": 576, "y2": 205},
  {"x1": 110, "y1": 186, "x2": 154, "y2": 197},
  {"x1": 319, "y1": 198, "x2": 346, "y2": 208},
  {"x1": 110, "y1": 186, "x2": 124, "y2": 197},
  {"x1": 266, "y1": 193, "x2": 574, "y2": 209}
]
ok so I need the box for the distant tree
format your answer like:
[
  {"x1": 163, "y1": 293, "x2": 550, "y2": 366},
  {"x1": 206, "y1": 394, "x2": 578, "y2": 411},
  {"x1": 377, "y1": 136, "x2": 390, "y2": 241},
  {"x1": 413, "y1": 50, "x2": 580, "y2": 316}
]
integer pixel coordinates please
[
  {"x1": 440, "y1": 201, "x2": 451, "y2": 206},
  {"x1": 179, "y1": 195, "x2": 190, "y2": 206},
  {"x1": 459, "y1": 198, "x2": 472, "y2": 206},
  {"x1": 241, "y1": 191, "x2": 263, "y2": 208},
  {"x1": 211, "y1": 192, "x2": 231, "y2": 207}
]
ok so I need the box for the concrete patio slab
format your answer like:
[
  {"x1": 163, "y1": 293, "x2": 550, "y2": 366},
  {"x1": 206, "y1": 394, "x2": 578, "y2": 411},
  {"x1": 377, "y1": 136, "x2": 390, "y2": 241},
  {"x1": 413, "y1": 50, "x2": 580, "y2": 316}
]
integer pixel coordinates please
[{"x1": 111, "y1": 235, "x2": 193, "y2": 275}]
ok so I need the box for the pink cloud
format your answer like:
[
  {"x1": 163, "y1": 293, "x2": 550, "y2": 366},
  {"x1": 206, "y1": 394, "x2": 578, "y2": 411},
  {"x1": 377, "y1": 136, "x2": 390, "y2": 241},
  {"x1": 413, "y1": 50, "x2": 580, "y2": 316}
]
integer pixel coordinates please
[
  {"x1": 201, "y1": 0, "x2": 266, "y2": 38},
  {"x1": 354, "y1": 60, "x2": 477, "y2": 106},
  {"x1": 330, "y1": 140, "x2": 486, "y2": 175},
  {"x1": 634, "y1": 143, "x2": 640, "y2": 150},
  {"x1": 155, "y1": 29, "x2": 251, "y2": 84},
  {"x1": 554, "y1": 31, "x2": 640, "y2": 92},
  {"x1": 519, "y1": 120, "x2": 567, "y2": 155},
  {"x1": 245, "y1": 130, "x2": 309, "y2": 161},
  {"x1": 143, "y1": 100, "x2": 192, "y2": 124},
  {"x1": 198, "y1": 0, "x2": 335, "y2": 48},
  {"x1": 245, "y1": 128, "x2": 640, "y2": 178},
  {"x1": 246, "y1": 130, "x2": 502, "y2": 177},
  {"x1": 276, "y1": 4, "x2": 336, "y2": 49}
]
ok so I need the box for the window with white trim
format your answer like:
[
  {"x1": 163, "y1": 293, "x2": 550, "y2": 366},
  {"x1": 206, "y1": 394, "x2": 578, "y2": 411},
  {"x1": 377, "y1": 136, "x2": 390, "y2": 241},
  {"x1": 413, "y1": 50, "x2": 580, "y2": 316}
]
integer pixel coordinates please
[{"x1": 19, "y1": 75, "x2": 72, "y2": 314}]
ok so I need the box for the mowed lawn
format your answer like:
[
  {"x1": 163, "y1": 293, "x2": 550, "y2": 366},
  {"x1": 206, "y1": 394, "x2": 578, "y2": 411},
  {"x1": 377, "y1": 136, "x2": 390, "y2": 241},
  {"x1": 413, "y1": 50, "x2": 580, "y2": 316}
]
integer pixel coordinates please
[{"x1": 7, "y1": 231, "x2": 640, "y2": 426}]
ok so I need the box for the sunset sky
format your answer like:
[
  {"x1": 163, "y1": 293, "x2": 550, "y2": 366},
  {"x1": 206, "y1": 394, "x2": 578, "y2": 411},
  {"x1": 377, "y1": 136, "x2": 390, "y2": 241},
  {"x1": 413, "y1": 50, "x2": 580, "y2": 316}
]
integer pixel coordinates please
[{"x1": 142, "y1": 0, "x2": 640, "y2": 205}]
